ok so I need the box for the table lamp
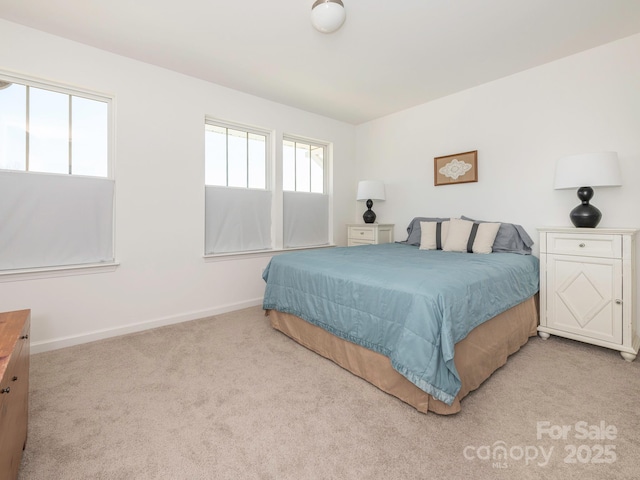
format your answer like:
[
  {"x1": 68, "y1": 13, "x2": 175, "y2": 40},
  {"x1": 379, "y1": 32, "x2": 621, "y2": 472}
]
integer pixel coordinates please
[
  {"x1": 356, "y1": 180, "x2": 385, "y2": 224},
  {"x1": 554, "y1": 152, "x2": 622, "y2": 228}
]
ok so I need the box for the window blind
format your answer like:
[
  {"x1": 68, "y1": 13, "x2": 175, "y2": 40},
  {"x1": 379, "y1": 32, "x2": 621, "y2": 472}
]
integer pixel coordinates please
[
  {"x1": 0, "y1": 171, "x2": 114, "y2": 270},
  {"x1": 283, "y1": 191, "x2": 329, "y2": 248},
  {"x1": 205, "y1": 186, "x2": 272, "y2": 254}
]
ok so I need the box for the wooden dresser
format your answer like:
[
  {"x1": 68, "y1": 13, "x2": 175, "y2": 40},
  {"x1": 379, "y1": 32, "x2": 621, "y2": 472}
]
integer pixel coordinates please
[{"x1": 0, "y1": 310, "x2": 30, "y2": 480}]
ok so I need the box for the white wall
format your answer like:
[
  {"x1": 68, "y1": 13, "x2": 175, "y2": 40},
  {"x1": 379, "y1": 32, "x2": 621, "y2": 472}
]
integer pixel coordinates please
[
  {"x1": 0, "y1": 20, "x2": 356, "y2": 352},
  {"x1": 356, "y1": 34, "x2": 640, "y2": 242},
  {"x1": 356, "y1": 33, "x2": 640, "y2": 325}
]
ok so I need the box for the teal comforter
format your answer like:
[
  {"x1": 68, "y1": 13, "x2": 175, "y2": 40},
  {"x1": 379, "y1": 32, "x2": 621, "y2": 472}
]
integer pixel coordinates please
[{"x1": 262, "y1": 243, "x2": 539, "y2": 405}]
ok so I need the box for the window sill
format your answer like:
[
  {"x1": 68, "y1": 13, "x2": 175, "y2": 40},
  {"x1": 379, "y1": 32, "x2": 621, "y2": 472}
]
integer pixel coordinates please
[
  {"x1": 0, "y1": 262, "x2": 120, "y2": 283},
  {"x1": 203, "y1": 244, "x2": 336, "y2": 262}
]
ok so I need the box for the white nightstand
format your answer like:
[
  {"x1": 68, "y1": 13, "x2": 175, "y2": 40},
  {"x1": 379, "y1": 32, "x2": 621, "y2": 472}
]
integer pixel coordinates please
[
  {"x1": 347, "y1": 224, "x2": 394, "y2": 246},
  {"x1": 538, "y1": 227, "x2": 639, "y2": 361}
]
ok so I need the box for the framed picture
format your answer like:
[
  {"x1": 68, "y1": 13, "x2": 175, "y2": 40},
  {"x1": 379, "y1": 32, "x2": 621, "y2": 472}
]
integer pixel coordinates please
[{"x1": 434, "y1": 150, "x2": 478, "y2": 186}]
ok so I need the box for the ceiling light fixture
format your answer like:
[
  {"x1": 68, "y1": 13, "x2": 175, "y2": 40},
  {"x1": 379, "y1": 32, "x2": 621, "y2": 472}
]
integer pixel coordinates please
[{"x1": 311, "y1": 0, "x2": 346, "y2": 34}]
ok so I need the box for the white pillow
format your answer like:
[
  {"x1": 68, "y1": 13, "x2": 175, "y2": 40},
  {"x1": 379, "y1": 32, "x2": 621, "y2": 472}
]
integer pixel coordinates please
[
  {"x1": 442, "y1": 218, "x2": 474, "y2": 252},
  {"x1": 442, "y1": 218, "x2": 501, "y2": 254},
  {"x1": 419, "y1": 221, "x2": 450, "y2": 250},
  {"x1": 472, "y1": 222, "x2": 501, "y2": 254}
]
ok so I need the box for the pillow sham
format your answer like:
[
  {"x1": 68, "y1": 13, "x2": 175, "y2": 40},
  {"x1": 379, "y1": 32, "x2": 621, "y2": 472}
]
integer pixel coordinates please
[
  {"x1": 419, "y1": 221, "x2": 450, "y2": 250},
  {"x1": 403, "y1": 217, "x2": 450, "y2": 246},
  {"x1": 471, "y1": 221, "x2": 501, "y2": 254},
  {"x1": 442, "y1": 218, "x2": 473, "y2": 252},
  {"x1": 461, "y1": 215, "x2": 533, "y2": 255},
  {"x1": 441, "y1": 218, "x2": 501, "y2": 254}
]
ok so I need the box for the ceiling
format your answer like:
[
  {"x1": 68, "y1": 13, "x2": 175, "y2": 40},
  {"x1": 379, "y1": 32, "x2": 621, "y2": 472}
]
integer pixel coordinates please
[{"x1": 1, "y1": 0, "x2": 640, "y2": 124}]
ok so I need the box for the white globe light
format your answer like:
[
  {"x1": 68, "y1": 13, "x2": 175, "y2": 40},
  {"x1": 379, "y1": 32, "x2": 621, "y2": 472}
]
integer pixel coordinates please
[{"x1": 311, "y1": 0, "x2": 346, "y2": 33}]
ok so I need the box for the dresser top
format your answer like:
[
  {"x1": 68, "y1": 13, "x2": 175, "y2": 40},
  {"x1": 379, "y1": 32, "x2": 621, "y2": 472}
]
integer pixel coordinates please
[{"x1": 0, "y1": 310, "x2": 30, "y2": 374}]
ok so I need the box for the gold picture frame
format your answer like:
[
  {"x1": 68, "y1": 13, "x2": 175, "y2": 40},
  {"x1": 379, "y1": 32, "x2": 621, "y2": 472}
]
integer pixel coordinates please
[{"x1": 434, "y1": 150, "x2": 478, "y2": 186}]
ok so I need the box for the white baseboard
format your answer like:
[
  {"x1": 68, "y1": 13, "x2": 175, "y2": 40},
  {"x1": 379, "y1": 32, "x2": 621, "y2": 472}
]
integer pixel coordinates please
[{"x1": 30, "y1": 298, "x2": 264, "y2": 354}]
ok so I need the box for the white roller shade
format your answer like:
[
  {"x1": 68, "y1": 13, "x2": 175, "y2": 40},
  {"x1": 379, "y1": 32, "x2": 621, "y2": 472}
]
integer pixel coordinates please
[
  {"x1": 283, "y1": 191, "x2": 329, "y2": 248},
  {"x1": 0, "y1": 171, "x2": 114, "y2": 270},
  {"x1": 205, "y1": 186, "x2": 272, "y2": 254}
]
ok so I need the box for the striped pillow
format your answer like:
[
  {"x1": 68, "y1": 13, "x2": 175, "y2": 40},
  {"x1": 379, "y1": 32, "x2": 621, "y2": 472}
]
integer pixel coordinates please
[
  {"x1": 419, "y1": 221, "x2": 450, "y2": 250},
  {"x1": 442, "y1": 218, "x2": 501, "y2": 254}
]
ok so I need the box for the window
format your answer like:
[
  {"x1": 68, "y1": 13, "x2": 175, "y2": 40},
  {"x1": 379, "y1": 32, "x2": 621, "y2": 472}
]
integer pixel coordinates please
[
  {"x1": 204, "y1": 119, "x2": 272, "y2": 254},
  {"x1": 203, "y1": 118, "x2": 332, "y2": 256},
  {"x1": 0, "y1": 81, "x2": 108, "y2": 177},
  {"x1": 283, "y1": 139, "x2": 324, "y2": 193},
  {"x1": 0, "y1": 73, "x2": 114, "y2": 272},
  {"x1": 282, "y1": 137, "x2": 329, "y2": 248},
  {"x1": 205, "y1": 124, "x2": 267, "y2": 189}
]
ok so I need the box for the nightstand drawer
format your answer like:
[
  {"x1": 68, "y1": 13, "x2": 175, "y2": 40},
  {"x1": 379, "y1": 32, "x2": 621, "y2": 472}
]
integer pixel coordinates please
[
  {"x1": 350, "y1": 227, "x2": 375, "y2": 241},
  {"x1": 546, "y1": 233, "x2": 620, "y2": 258},
  {"x1": 349, "y1": 239, "x2": 374, "y2": 246}
]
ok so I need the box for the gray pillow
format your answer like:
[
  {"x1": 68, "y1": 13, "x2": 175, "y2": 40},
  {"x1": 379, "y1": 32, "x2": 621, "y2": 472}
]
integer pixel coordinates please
[
  {"x1": 461, "y1": 216, "x2": 533, "y2": 255},
  {"x1": 401, "y1": 217, "x2": 450, "y2": 246}
]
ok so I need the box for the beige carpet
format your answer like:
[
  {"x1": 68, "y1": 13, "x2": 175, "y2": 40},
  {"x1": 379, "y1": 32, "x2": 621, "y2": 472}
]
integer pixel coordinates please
[{"x1": 19, "y1": 306, "x2": 640, "y2": 480}]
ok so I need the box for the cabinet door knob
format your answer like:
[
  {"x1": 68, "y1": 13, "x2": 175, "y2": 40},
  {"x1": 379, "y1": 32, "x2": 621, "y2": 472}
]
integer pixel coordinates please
[
  {"x1": 615, "y1": 299, "x2": 622, "y2": 305},
  {"x1": 0, "y1": 387, "x2": 9, "y2": 394},
  {"x1": 578, "y1": 243, "x2": 586, "y2": 248},
  {"x1": 20, "y1": 334, "x2": 29, "y2": 340}
]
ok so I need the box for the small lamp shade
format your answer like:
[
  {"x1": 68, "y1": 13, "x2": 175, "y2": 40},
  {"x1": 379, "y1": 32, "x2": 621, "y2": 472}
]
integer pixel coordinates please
[
  {"x1": 554, "y1": 152, "x2": 622, "y2": 190},
  {"x1": 311, "y1": 0, "x2": 346, "y2": 33},
  {"x1": 357, "y1": 180, "x2": 385, "y2": 201},
  {"x1": 554, "y1": 152, "x2": 622, "y2": 228},
  {"x1": 357, "y1": 180, "x2": 385, "y2": 224}
]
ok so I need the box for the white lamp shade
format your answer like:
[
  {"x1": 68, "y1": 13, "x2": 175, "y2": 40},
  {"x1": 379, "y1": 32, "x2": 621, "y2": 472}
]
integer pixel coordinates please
[
  {"x1": 357, "y1": 180, "x2": 385, "y2": 201},
  {"x1": 554, "y1": 152, "x2": 622, "y2": 189},
  {"x1": 311, "y1": 0, "x2": 346, "y2": 33}
]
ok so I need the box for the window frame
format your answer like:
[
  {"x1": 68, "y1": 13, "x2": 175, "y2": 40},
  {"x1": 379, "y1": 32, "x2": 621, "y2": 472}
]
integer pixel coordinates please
[
  {"x1": 203, "y1": 123, "x2": 334, "y2": 259},
  {"x1": 282, "y1": 135, "x2": 328, "y2": 194},
  {"x1": 0, "y1": 70, "x2": 117, "y2": 281},
  {"x1": 204, "y1": 117, "x2": 274, "y2": 256},
  {"x1": 0, "y1": 70, "x2": 115, "y2": 180},
  {"x1": 204, "y1": 116, "x2": 271, "y2": 190}
]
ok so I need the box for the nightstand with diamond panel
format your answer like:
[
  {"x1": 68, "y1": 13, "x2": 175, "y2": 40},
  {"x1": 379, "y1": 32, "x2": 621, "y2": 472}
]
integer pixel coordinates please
[{"x1": 537, "y1": 227, "x2": 639, "y2": 361}]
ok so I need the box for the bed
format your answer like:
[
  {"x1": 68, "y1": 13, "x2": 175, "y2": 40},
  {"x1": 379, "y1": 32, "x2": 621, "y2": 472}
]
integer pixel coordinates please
[{"x1": 262, "y1": 217, "x2": 539, "y2": 414}]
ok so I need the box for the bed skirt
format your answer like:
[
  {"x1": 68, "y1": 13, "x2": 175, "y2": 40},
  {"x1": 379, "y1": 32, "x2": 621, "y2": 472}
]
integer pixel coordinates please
[{"x1": 266, "y1": 295, "x2": 538, "y2": 415}]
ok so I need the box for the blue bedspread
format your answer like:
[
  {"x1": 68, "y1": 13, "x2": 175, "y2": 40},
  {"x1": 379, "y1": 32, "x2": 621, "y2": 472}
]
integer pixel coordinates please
[{"x1": 262, "y1": 243, "x2": 539, "y2": 405}]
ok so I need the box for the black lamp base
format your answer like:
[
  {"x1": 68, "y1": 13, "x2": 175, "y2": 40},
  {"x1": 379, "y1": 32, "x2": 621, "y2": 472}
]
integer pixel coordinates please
[
  {"x1": 570, "y1": 186, "x2": 602, "y2": 228},
  {"x1": 363, "y1": 199, "x2": 376, "y2": 224}
]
